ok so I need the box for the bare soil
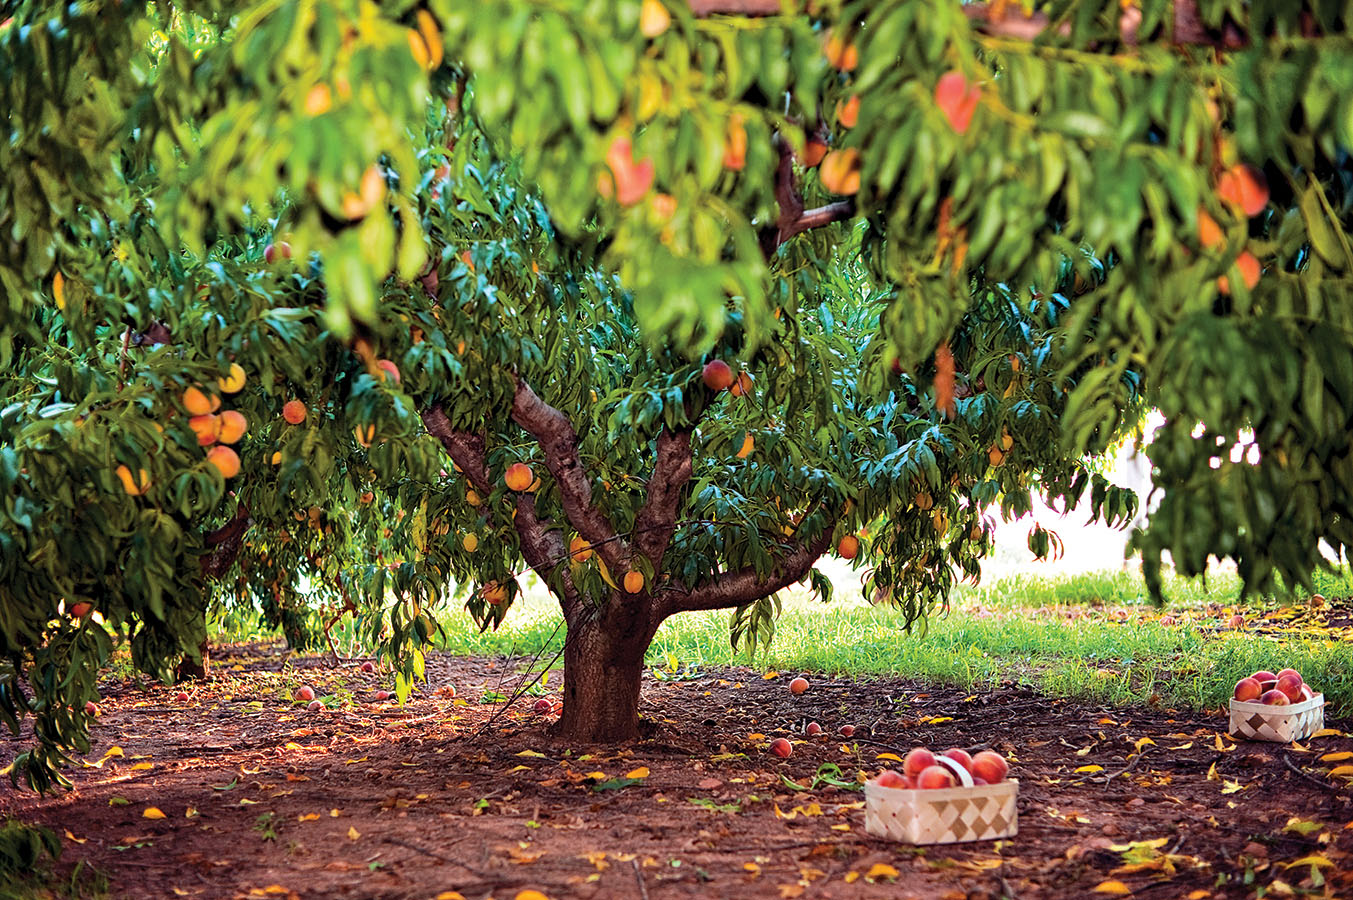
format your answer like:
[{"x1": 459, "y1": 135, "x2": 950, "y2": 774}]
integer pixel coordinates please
[{"x1": 3, "y1": 645, "x2": 1351, "y2": 900}]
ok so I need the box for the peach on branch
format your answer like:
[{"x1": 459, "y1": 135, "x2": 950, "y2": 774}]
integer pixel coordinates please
[
  {"x1": 702, "y1": 360, "x2": 735, "y2": 391},
  {"x1": 282, "y1": 400, "x2": 307, "y2": 425}
]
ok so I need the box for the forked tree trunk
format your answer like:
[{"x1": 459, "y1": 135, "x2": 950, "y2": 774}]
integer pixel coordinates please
[
  {"x1": 175, "y1": 636, "x2": 210, "y2": 681},
  {"x1": 553, "y1": 599, "x2": 658, "y2": 742}
]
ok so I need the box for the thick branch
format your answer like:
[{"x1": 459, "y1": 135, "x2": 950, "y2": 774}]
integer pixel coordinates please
[
  {"x1": 201, "y1": 501, "x2": 251, "y2": 579},
  {"x1": 509, "y1": 377, "x2": 627, "y2": 574},
  {"x1": 632, "y1": 428, "x2": 693, "y2": 570},
  {"x1": 421, "y1": 404, "x2": 583, "y2": 615},
  {"x1": 963, "y1": 0, "x2": 1247, "y2": 48},
  {"x1": 761, "y1": 136, "x2": 857, "y2": 256},
  {"x1": 661, "y1": 518, "x2": 837, "y2": 615}
]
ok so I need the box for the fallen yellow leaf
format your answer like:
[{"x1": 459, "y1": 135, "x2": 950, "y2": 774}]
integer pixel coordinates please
[
  {"x1": 1284, "y1": 854, "x2": 1334, "y2": 869},
  {"x1": 516, "y1": 750, "x2": 546, "y2": 758},
  {"x1": 1092, "y1": 881, "x2": 1132, "y2": 895},
  {"x1": 875, "y1": 753, "x2": 902, "y2": 762},
  {"x1": 864, "y1": 863, "x2": 899, "y2": 881},
  {"x1": 142, "y1": 807, "x2": 166, "y2": 819},
  {"x1": 1186, "y1": 891, "x2": 1210, "y2": 900},
  {"x1": 744, "y1": 862, "x2": 761, "y2": 876},
  {"x1": 130, "y1": 762, "x2": 153, "y2": 771},
  {"x1": 434, "y1": 893, "x2": 466, "y2": 900},
  {"x1": 844, "y1": 871, "x2": 860, "y2": 883},
  {"x1": 1329, "y1": 765, "x2": 1353, "y2": 778},
  {"x1": 297, "y1": 814, "x2": 319, "y2": 823},
  {"x1": 1320, "y1": 752, "x2": 1353, "y2": 762},
  {"x1": 347, "y1": 826, "x2": 360, "y2": 840},
  {"x1": 515, "y1": 891, "x2": 551, "y2": 900},
  {"x1": 626, "y1": 767, "x2": 650, "y2": 779},
  {"x1": 64, "y1": 830, "x2": 87, "y2": 844},
  {"x1": 1075, "y1": 765, "x2": 1104, "y2": 774}
]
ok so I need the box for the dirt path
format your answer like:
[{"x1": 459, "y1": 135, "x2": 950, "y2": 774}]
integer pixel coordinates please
[{"x1": 3, "y1": 647, "x2": 1351, "y2": 899}]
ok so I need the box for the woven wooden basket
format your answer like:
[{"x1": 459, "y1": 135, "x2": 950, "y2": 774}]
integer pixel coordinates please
[
  {"x1": 864, "y1": 757, "x2": 1018, "y2": 845},
  {"x1": 1229, "y1": 689, "x2": 1325, "y2": 743}
]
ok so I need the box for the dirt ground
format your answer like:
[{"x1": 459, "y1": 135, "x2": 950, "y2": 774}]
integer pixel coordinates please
[{"x1": 3, "y1": 645, "x2": 1351, "y2": 900}]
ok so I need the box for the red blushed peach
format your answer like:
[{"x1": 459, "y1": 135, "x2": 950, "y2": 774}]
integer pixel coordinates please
[
  {"x1": 971, "y1": 775, "x2": 989, "y2": 786},
  {"x1": 307, "y1": 699, "x2": 324, "y2": 712},
  {"x1": 702, "y1": 360, "x2": 735, "y2": 391},
  {"x1": 532, "y1": 698, "x2": 553, "y2": 715},
  {"x1": 971, "y1": 751, "x2": 1008, "y2": 784},
  {"x1": 1227, "y1": 614, "x2": 1245, "y2": 629},
  {"x1": 1233, "y1": 677, "x2": 1263, "y2": 702},
  {"x1": 769, "y1": 738, "x2": 793, "y2": 759},
  {"x1": 1300, "y1": 684, "x2": 1315, "y2": 701},
  {"x1": 806, "y1": 721, "x2": 822, "y2": 736},
  {"x1": 1251, "y1": 670, "x2": 1278, "y2": 683},
  {"x1": 876, "y1": 770, "x2": 908, "y2": 789},
  {"x1": 174, "y1": 691, "x2": 190, "y2": 702},
  {"x1": 85, "y1": 701, "x2": 99, "y2": 716},
  {"x1": 1276, "y1": 673, "x2": 1304, "y2": 702},
  {"x1": 360, "y1": 661, "x2": 375, "y2": 673},
  {"x1": 788, "y1": 677, "x2": 810, "y2": 695},
  {"x1": 943, "y1": 748, "x2": 973, "y2": 771},
  {"x1": 1260, "y1": 689, "x2": 1291, "y2": 706},
  {"x1": 917, "y1": 765, "x2": 956, "y2": 789},
  {"x1": 1276, "y1": 668, "x2": 1302, "y2": 683},
  {"x1": 296, "y1": 686, "x2": 315, "y2": 702},
  {"x1": 838, "y1": 724, "x2": 856, "y2": 738},
  {"x1": 373, "y1": 691, "x2": 391, "y2": 702},
  {"x1": 903, "y1": 747, "x2": 936, "y2": 778}
]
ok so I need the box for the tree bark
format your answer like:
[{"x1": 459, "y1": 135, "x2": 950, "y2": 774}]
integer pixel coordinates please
[{"x1": 553, "y1": 598, "x2": 657, "y2": 742}]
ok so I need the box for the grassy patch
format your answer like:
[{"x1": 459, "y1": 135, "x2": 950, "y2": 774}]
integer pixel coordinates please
[{"x1": 426, "y1": 568, "x2": 1353, "y2": 717}]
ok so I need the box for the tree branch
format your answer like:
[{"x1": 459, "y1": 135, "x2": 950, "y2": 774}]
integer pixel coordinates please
[
  {"x1": 509, "y1": 376, "x2": 627, "y2": 574},
  {"x1": 761, "y1": 136, "x2": 857, "y2": 256},
  {"x1": 660, "y1": 517, "x2": 837, "y2": 615},
  {"x1": 421, "y1": 403, "x2": 584, "y2": 615},
  {"x1": 687, "y1": 0, "x2": 783, "y2": 16},
  {"x1": 632, "y1": 427, "x2": 693, "y2": 570},
  {"x1": 201, "y1": 501, "x2": 251, "y2": 579}
]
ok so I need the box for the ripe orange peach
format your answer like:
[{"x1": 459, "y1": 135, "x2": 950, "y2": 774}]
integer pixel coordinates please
[
  {"x1": 823, "y1": 31, "x2": 858, "y2": 71},
  {"x1": 482, "y1": 582, "x2": 508, "y2": 605},
  {"x1": 623, "y1": 571, "x2": 645, "y2": 594},
  {"x1": 1217, "y1": 163, "x2": 1269, "y2": 217},
  {"x1": 729, "y1": 370, "x2": 754, "y2": 397},
  {"x1": 1251, "y1": 670, "x2": 1278, "y2": 683},
  {"x1": 769, "y1": 738, "x2": 792, "y2": 759},
  {"x1": 85, "y1": 701, "x2": 99, "y2": 716},
  {"x1": 836, "y1": 95, "x2": 860, "y2": 129},
  {"x1": 505, "y1": 462, "x2": 534, "y2": 491},
  {"x1": 702, "y1": 359, "x2": 735, "y2": 391},
  {"x1": 217, "y1": 410, "x2": 248, "y2": 444},
  {"x1": 902, "y1": 747, "x2": 936, "y2": 778},
  {"x1": 376, "y1": 359, "x2": 401, "y2": 384},
  {"x1": 1260, "y1": 689, "x2": 1290, "y2": 706},
  {"x1": 569, "y1": 537, "x2": 593, "y2": 562},
  {"x1": 971, "y1": 750, "x2": 1008, "y2": 784},
  {"x1": 1197, "y1": 208, "x2": 1224, "y2": 250},
  {"x1": 70, "y1": 602, "x2": 93, "y2": 618},
  {"x1": 116, "y1": 465, "x2": 151, "y2": 496},
  {"x1": 836, "y1": 535, "x2": 860, "y2": 559},
  {"x1": 282, "y1": 400, "x2": 307, "y2": 425},
  {"x1": 1217, "y1": 251, "x2": 1261, "y2": 295},
  {"x1": 189, "y1": 414, "x2": 220, "y2": 446},
  {"x1": 818, "y1": 148, "x2": 861, "y2": 195},
  {"x1": 182, "y1": 386, "x2": 214, "y2": 416},
  {"x1": 917, "y1": 765, "x2": 955, "y2": 789},
  {"x1": 296, "y1": 686, "x2": 315, "y2": 702},
  {"x1": 1276, "y1": 667, "x2": 1302, "y2": 682},
  {"x1": 735, "y1": 433, "x2": 754, "y2": 459},
  {"x1": 354, "y1": 424, "x2": 376, "y2": 448},
  {"x1": 876, "y1": 770, "x2": 908, "y2": 789},
  {"x1": 639, "y1": 0, "x2": 670, "y2": 37},
  {"x1": 207, "y1": 446, "x2": 241, "y2": 479},
  {"x1": 801, "y1": 137, "x2": 829, "y2": 168},
  {"x1": 943, "y1": 748, "x2": 973, "y2": 771},
  {"x1": 1233, "y1": 677, "x2": 1263, "y2": 701},
  {"x1": 788, "y1": 676, "x2": 810, "y2": 695},
  {"x1": 935, "y1": 71, "x2": 982, "y2": 135},
  {"x1": 1275, "y1": 673, "x2": 1304, "y2": 702},
  {"x1": 218, "y1": 363, "x2": 247, "y2": 393}
]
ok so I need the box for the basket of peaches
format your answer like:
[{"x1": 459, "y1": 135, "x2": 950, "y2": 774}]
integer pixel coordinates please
[
  {"x1": 1229, "y1": 667, "x2": 1325, "y2": 743},
  {"x1": 864, "y1": 747, "x2": 1017, "y2": 845}
]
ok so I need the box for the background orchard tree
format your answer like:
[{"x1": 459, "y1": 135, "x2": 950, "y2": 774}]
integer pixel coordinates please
[{"x1": 2, "y1": 0, "x2": 1352, "y2": 786}]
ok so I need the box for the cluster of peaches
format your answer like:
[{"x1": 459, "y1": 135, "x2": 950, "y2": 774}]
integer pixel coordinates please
[
  {"x1": 875, "y1": 746, "x2": 1010, "y2": 790},
  {"x1": 1233, "y1": 667, "x2": 1315, "y2": 706}
]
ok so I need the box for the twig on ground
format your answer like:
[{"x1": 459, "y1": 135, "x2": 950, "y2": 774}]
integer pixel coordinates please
[
  {"x1": 631, "y1": 858, "x2": 651, "y2": 900},
  {"x1": 1283, "y1": 753, "x2": 1335, "y2": 789}
]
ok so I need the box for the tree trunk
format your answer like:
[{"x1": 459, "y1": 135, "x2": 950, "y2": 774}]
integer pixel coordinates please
[
  {"x1": 174, "y1": 637, "x2": 210, "y2": 681},
  {"x1": 553, "y1": 600, "x2": 656, "y2": 742}
]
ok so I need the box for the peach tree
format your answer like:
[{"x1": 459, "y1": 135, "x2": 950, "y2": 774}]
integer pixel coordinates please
[{"x1": 2, "y1": 0, "x2": 1352, "y2": 786}]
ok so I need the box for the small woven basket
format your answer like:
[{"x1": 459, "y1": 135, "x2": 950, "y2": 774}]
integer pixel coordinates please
[
  {"x1": 1229, "y1": 689, "x2": 1325, "y2": 743},
  {"x1": 864, "y1": 756, "x2": 1018, "y2": 845}
]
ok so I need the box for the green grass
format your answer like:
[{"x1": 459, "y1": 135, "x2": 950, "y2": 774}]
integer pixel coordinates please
[{"x1": 421, "y1": 567, "x2": 1353, "y2": 717}]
